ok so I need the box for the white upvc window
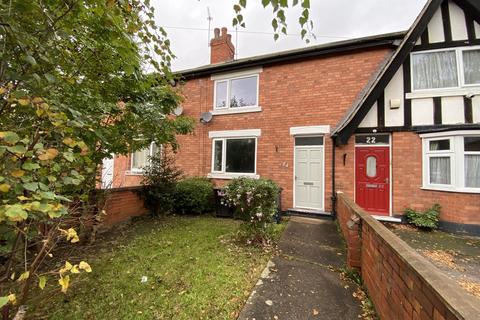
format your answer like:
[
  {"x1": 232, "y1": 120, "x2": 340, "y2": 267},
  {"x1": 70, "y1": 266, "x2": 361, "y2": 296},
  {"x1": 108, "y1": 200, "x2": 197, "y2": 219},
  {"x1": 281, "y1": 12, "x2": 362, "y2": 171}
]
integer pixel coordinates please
[
  {"x1": 421, "y1": 131, "x2": 480, "y2": 193},
  {"x1": 130, "y1": 143, "x2": 160, "y2": 173},
  {"x1": 411, "y1": 46, "x2": 480, "y2": 93},
  {"x1": 212, "y1": 69, "x2": 261, "y2": 115},
  {"x1": 208, "y1": 129, "x2": 260, "y2": 179}
]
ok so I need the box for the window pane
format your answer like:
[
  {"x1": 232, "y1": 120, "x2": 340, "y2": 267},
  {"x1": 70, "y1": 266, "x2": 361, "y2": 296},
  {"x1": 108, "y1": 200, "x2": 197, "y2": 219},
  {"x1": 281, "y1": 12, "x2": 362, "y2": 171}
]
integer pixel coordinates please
[
  {"x1": 465, "y1": 155, "x2": 480, "y2": 188},
  {"x1": 429, "y1": 139, "x2": 450, "y2": 151},
  {"x1": 429, "y1": 157, "x2": 451, "y2": 185},
  {"x1": 295, "y1": 136, "x2": 324, "y2": 146},
  {"x1": 132, "y1": 148, "x2": 149, "y2": 170},
  {"x1": 366, "y1": 156, "x2": 377, "y2": 178},
  {"x1": 463, "y1": 50, "x2": 480, "y2": 85},
  {"x1": 230, "y1": 76, "x2": 257, "y2": 108},
  {"x1": 215, "y1": 81, "x2": 227, "y2": 108},
  {"x1": 465, "y1": 137, "x2": 480, "y2": 152},
  {"x1": 213, "y1": 140, "x2": 223, "y2": 172},
  {"x1": 225, "y1": 138, "x2": 255, "y2": 173},
  {"x1": 412, "y1": 51, "x2": 458, "y2": 90}
]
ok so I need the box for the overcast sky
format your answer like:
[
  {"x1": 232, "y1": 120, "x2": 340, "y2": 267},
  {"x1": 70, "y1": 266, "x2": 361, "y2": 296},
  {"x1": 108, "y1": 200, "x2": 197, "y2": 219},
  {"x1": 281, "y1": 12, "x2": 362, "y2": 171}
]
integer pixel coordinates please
[{"x1": 152, "y1": 0, "x2": 428, "y2": 71}]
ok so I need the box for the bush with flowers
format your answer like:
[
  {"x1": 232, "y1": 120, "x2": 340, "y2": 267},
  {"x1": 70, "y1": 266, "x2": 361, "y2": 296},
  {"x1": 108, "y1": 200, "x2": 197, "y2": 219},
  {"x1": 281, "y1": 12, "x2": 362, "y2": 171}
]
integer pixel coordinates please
[{"x1": 222, "y1": 177, "x2": 280, "y2": 245}]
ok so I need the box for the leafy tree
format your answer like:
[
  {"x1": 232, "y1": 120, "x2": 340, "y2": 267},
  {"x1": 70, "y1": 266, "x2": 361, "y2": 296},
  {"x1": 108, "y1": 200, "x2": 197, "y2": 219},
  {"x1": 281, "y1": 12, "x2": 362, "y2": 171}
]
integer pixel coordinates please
[
  {"x1": 0, "y1": 0, "x2": 194, "y2": 314},
  {"x1": 233, "y1": 0, "x2": 314, "y2": 42}
]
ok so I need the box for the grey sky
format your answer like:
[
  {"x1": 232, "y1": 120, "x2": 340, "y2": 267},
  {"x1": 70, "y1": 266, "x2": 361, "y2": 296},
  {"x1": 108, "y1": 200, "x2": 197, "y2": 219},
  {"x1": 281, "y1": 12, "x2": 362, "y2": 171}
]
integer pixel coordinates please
[{"x1": 152, "y1": 0, "x2": 428, "y2": 71}]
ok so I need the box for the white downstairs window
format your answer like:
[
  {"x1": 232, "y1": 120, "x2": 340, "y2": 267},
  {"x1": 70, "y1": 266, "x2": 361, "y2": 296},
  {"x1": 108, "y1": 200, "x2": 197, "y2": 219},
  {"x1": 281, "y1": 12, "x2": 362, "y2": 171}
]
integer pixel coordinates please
[
  {"x1": 422, "y1": 131, "x2": 480, "y2": 193},
  {"x1": 208, "y1": 129, "x2": 260, "y2": 179},
  {"x1": 131, "y1": 143, "x2": 160, "y2": 173}
]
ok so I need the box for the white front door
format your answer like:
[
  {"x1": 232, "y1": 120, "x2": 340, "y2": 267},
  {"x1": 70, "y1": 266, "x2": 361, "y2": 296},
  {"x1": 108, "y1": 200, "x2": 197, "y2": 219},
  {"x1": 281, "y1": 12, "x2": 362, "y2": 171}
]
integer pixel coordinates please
[{"x1": 294, "y1": 144, "x2": 324, "y2": 210}]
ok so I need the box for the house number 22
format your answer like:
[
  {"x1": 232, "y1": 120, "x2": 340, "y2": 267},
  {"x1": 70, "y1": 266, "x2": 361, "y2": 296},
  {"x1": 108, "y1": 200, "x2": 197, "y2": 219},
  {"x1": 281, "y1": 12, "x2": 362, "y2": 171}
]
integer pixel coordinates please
[{"x1": 366, "y1": 137, "x2": 376, "y2": 144}]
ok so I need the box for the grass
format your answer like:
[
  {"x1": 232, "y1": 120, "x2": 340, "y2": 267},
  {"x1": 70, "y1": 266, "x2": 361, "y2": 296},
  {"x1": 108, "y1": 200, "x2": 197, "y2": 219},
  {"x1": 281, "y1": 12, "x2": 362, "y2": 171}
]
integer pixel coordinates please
[{"x1": 27, "y1": 216, "x2": 287, "y2": 319}]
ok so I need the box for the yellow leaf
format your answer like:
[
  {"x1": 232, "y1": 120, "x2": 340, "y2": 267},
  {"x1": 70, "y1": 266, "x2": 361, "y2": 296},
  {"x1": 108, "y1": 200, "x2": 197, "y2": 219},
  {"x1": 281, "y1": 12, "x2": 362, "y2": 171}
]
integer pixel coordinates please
[
  {"x1": 38, "y1": 148, "x2": 59, "y2": 161},
  {"x1": 59, "y1": 228, "x2": 79, "y2": 243},
  {"x1": 62, "y1": 137, "x2": 76, "y2": 147},
  {"x1": 17, "y1": 196, "x2": 29, "y2": 201},
  {"x1": 7, "y1": 293, "x2": 16, "y2": 305},
  {"x1": 79, "y1": 261, "x2": 92, "y2": 273},
  {"x1": 36, "y1": 109, "x2": 45, "y2": 117},
  {"x1": 32, "y1": 97, "x2": 43, "y2": 104},
  {"x1": 0, "y1": 184, "x2": 11, "y2": 193},
  {"x1": 58, "y1": 275, "x2": 70, "y2": 293},
  {"x1": 10, "y1": 272, "x2": 15, "y2": 280},
  {"x1": 70, "y1": 265, "x2": 80, "y2": 274},
  {"x1": 39, "y1": 276, "x2": 47, "y2": 290},
  {"x1": 18, "y1": 98, "x2": 30, "y2": 106},
  {"x1": 0, "y1": 87, "x2": 7, "y2": 95},
  {"x1": 17, "y1": 271, "x2": 30, "y2": 282},
  {"x1": 11, "y1": 169, "x2": 25, "y2": 178}
]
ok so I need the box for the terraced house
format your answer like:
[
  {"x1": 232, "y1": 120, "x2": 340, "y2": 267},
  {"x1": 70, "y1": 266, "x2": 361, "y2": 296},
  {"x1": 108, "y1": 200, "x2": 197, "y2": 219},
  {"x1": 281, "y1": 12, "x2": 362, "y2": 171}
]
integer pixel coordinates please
[{"x1": 103, "y1": 0, "x2": 480, "y2": 234}]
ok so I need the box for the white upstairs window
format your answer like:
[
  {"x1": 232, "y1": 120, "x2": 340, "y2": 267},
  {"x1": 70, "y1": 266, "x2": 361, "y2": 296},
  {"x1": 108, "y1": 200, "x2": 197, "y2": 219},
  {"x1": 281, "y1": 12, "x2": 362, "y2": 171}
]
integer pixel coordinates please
[
  {"x1": 211, "y1": 69, "x2": 262, "y2": 115},
  {"x1": 411, "y1": 46, "x2": 480, "y2": 92}
]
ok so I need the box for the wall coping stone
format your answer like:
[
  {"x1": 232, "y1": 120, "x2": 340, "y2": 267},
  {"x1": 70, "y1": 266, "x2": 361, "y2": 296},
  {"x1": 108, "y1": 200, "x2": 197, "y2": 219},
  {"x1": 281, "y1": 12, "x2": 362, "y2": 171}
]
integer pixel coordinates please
[{"x1": 337, "y1": 191, "x2": 480, "y2": 319}]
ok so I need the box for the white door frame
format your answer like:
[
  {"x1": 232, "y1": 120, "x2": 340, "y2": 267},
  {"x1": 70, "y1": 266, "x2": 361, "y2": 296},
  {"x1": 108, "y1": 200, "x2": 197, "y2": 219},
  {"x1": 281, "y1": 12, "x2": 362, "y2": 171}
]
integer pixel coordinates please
[{"x1": 293, "y1": 142, "x2": 325, "y2": 211}]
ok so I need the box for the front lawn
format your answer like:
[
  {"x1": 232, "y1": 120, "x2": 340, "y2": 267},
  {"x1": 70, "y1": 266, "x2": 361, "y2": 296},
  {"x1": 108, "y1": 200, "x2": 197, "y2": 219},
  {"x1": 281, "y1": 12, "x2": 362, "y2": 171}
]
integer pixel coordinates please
[{"x1": 28, "y1": 216, "x2": 286, "y2": 319}]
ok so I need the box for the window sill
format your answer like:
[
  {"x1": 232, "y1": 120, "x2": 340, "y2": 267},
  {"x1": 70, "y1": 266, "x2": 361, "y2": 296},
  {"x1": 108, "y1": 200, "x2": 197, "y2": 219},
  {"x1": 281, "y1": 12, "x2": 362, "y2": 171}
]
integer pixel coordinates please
[
  {"x1": 211, "y1": 106, "x2": 262, "y2": 116},
  {"x1": 126, "y1": 171, "x2": 143, "y2": 176},
  {"x1": 207, "y1": 173, "x2": 260, "y2": 180},
  {"x1": 406, "y1": 88, "x2": 480, "y2": 99},
  {"x1": 421, "y1": 186, "x2": 480, "y2": 194}
]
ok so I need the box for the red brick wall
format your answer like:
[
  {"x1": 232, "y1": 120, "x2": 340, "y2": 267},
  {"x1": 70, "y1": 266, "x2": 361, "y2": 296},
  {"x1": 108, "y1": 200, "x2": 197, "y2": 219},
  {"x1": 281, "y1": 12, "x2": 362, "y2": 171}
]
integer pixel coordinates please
[
  {"x1": 174, "y1": 47, "x2": 393, "y2": 211},
  {"x1": 336, "y1": 192, "x2": 480, "y2": 320},
  {"x1": 100, "y1": 187, "x2": 148, "y2": 225}
]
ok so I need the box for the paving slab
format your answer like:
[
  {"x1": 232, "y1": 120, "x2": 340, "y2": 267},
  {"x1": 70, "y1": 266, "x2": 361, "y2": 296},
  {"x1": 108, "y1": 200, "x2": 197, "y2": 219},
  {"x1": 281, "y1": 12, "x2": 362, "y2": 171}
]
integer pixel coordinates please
[{"x1": 238, "y1": 216, "x2": 362, "y2": 320}]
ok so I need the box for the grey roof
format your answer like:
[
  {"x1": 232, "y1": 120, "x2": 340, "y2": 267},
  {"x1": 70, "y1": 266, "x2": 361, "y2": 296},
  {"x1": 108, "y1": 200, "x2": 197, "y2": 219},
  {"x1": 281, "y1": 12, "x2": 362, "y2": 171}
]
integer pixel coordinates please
[{"x1": 177, "y1": 31, "x2": 406, "y2": 79}]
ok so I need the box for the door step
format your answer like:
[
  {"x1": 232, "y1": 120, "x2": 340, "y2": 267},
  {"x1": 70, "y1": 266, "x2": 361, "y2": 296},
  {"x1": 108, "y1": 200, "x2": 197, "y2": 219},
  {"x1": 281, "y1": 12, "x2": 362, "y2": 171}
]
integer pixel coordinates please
[{"x1": 285, "y1": 208, "x2": 333, "y2": 220}]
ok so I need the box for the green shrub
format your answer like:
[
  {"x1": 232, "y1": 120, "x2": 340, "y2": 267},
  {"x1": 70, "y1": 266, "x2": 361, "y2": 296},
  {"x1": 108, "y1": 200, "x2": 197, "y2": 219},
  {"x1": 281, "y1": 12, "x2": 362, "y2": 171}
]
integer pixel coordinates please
[
  {"x1": 174, "y1": 177, "x2": 214, "y2": 215},
  {"x1": 139, "y1": 153, "x2": 183, "y2": 216},
  {"x1": 222, "y1": 177, "x2": 280, "y2": 245},
  {"x1": 405, "y1": 203, "x2": 441, "y2": 230}
]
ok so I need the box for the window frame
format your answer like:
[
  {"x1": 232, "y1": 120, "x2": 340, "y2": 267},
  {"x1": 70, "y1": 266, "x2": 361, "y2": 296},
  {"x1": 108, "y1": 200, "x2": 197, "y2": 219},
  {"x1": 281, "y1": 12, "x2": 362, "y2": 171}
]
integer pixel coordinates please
[
  {"x1": 421, "y1": 131, "x2": 480, "y2": 193},
  {"x1": 213, "y1": 73, "x2": 260, "y2": 111},
  {"x1": 464, "y1": 136, "x2": 480, "y2": 190},
  {"x1": 211, "y1": 137, "x2": 258, "y2": 177},
  {"x1": 410, "y1": 45, "x2": 480, "y2": 93},
  {"x1": 130, "y1": 142, "x2": 160, "y2": 174}
]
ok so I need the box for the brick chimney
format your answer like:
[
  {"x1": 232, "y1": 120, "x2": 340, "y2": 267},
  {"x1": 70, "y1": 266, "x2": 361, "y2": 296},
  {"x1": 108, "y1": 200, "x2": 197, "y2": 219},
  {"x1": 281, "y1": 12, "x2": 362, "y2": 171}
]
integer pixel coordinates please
[{"x1": 210, "y1": 27, "x2": 235, "y2": 64}]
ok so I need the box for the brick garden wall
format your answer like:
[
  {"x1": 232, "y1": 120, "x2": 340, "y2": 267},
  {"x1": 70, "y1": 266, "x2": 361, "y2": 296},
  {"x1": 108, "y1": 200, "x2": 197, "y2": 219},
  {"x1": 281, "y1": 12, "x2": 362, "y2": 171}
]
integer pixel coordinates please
[
  {"x1": 336, "y1": 192, "x2": 480, "y2": 320},
  {"x1": 99, "y1": 187, "x2": 149, "y2": 225}
]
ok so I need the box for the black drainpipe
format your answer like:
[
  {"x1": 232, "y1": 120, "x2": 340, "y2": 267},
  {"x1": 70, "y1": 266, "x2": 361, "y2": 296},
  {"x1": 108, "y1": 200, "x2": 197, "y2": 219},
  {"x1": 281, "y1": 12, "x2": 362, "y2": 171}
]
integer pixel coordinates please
[{"x1": 331, "y1": 134, "x2": 337, "y2": 219}]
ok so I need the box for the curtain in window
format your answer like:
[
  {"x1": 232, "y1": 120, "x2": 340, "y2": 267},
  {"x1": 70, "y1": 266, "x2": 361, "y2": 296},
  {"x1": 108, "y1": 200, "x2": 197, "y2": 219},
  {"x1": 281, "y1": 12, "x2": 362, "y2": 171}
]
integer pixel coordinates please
[
  {"x1": 412, "y1": 51, "x2": 458, "y2": 90},
  {"x1": 465, "y1": 155, "x2": 480, "y2": 188},
  {"x1": 463, "y1": 50, "x2": 480, "y2": 85},
  {"x1": 132, "y1": 148, "x2": 149, "y2": 170},
  {"x1": 429, "y1": 157, "x2": 451, "y2": 185}
]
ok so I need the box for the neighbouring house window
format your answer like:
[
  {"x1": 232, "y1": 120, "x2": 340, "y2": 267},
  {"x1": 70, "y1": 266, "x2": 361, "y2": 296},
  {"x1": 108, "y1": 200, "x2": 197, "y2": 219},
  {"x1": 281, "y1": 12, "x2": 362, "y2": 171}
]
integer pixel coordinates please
[
  {"x1": 422, "y1": 132, "x2": 480, "y2": 192},
  {"x1": 214, "y1": 74, "x2": 258, "y2": 109},
  {"x1": 411, "y1": 46, "x2": 480, "y2": 91},
  {"x1": 463, "y1": 49, "x2": 480, "y2": 85},
  {"x1": 464, "y1": 137, "x2": 480, "y2": 188},
  {"x1": 212, "y1": 138, "x2": 256, "y2": 174},
  {"x1": 131, "y1": 143, "x2": 160, "y2": 173}
]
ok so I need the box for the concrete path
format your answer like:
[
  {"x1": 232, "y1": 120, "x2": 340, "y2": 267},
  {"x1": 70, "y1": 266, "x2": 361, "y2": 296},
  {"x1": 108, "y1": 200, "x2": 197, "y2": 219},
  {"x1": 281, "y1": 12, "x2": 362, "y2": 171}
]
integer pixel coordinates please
[{"x1": 238, "y1": 216, "x2": 362, "y2": 320}]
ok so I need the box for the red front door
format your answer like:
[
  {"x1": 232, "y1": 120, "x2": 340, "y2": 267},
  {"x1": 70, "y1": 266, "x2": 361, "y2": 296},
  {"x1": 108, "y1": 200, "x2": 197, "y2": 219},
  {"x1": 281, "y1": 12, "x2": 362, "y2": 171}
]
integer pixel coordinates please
[{"x1": 355, "y1": 147, "x2": 390, "y2": 216}]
